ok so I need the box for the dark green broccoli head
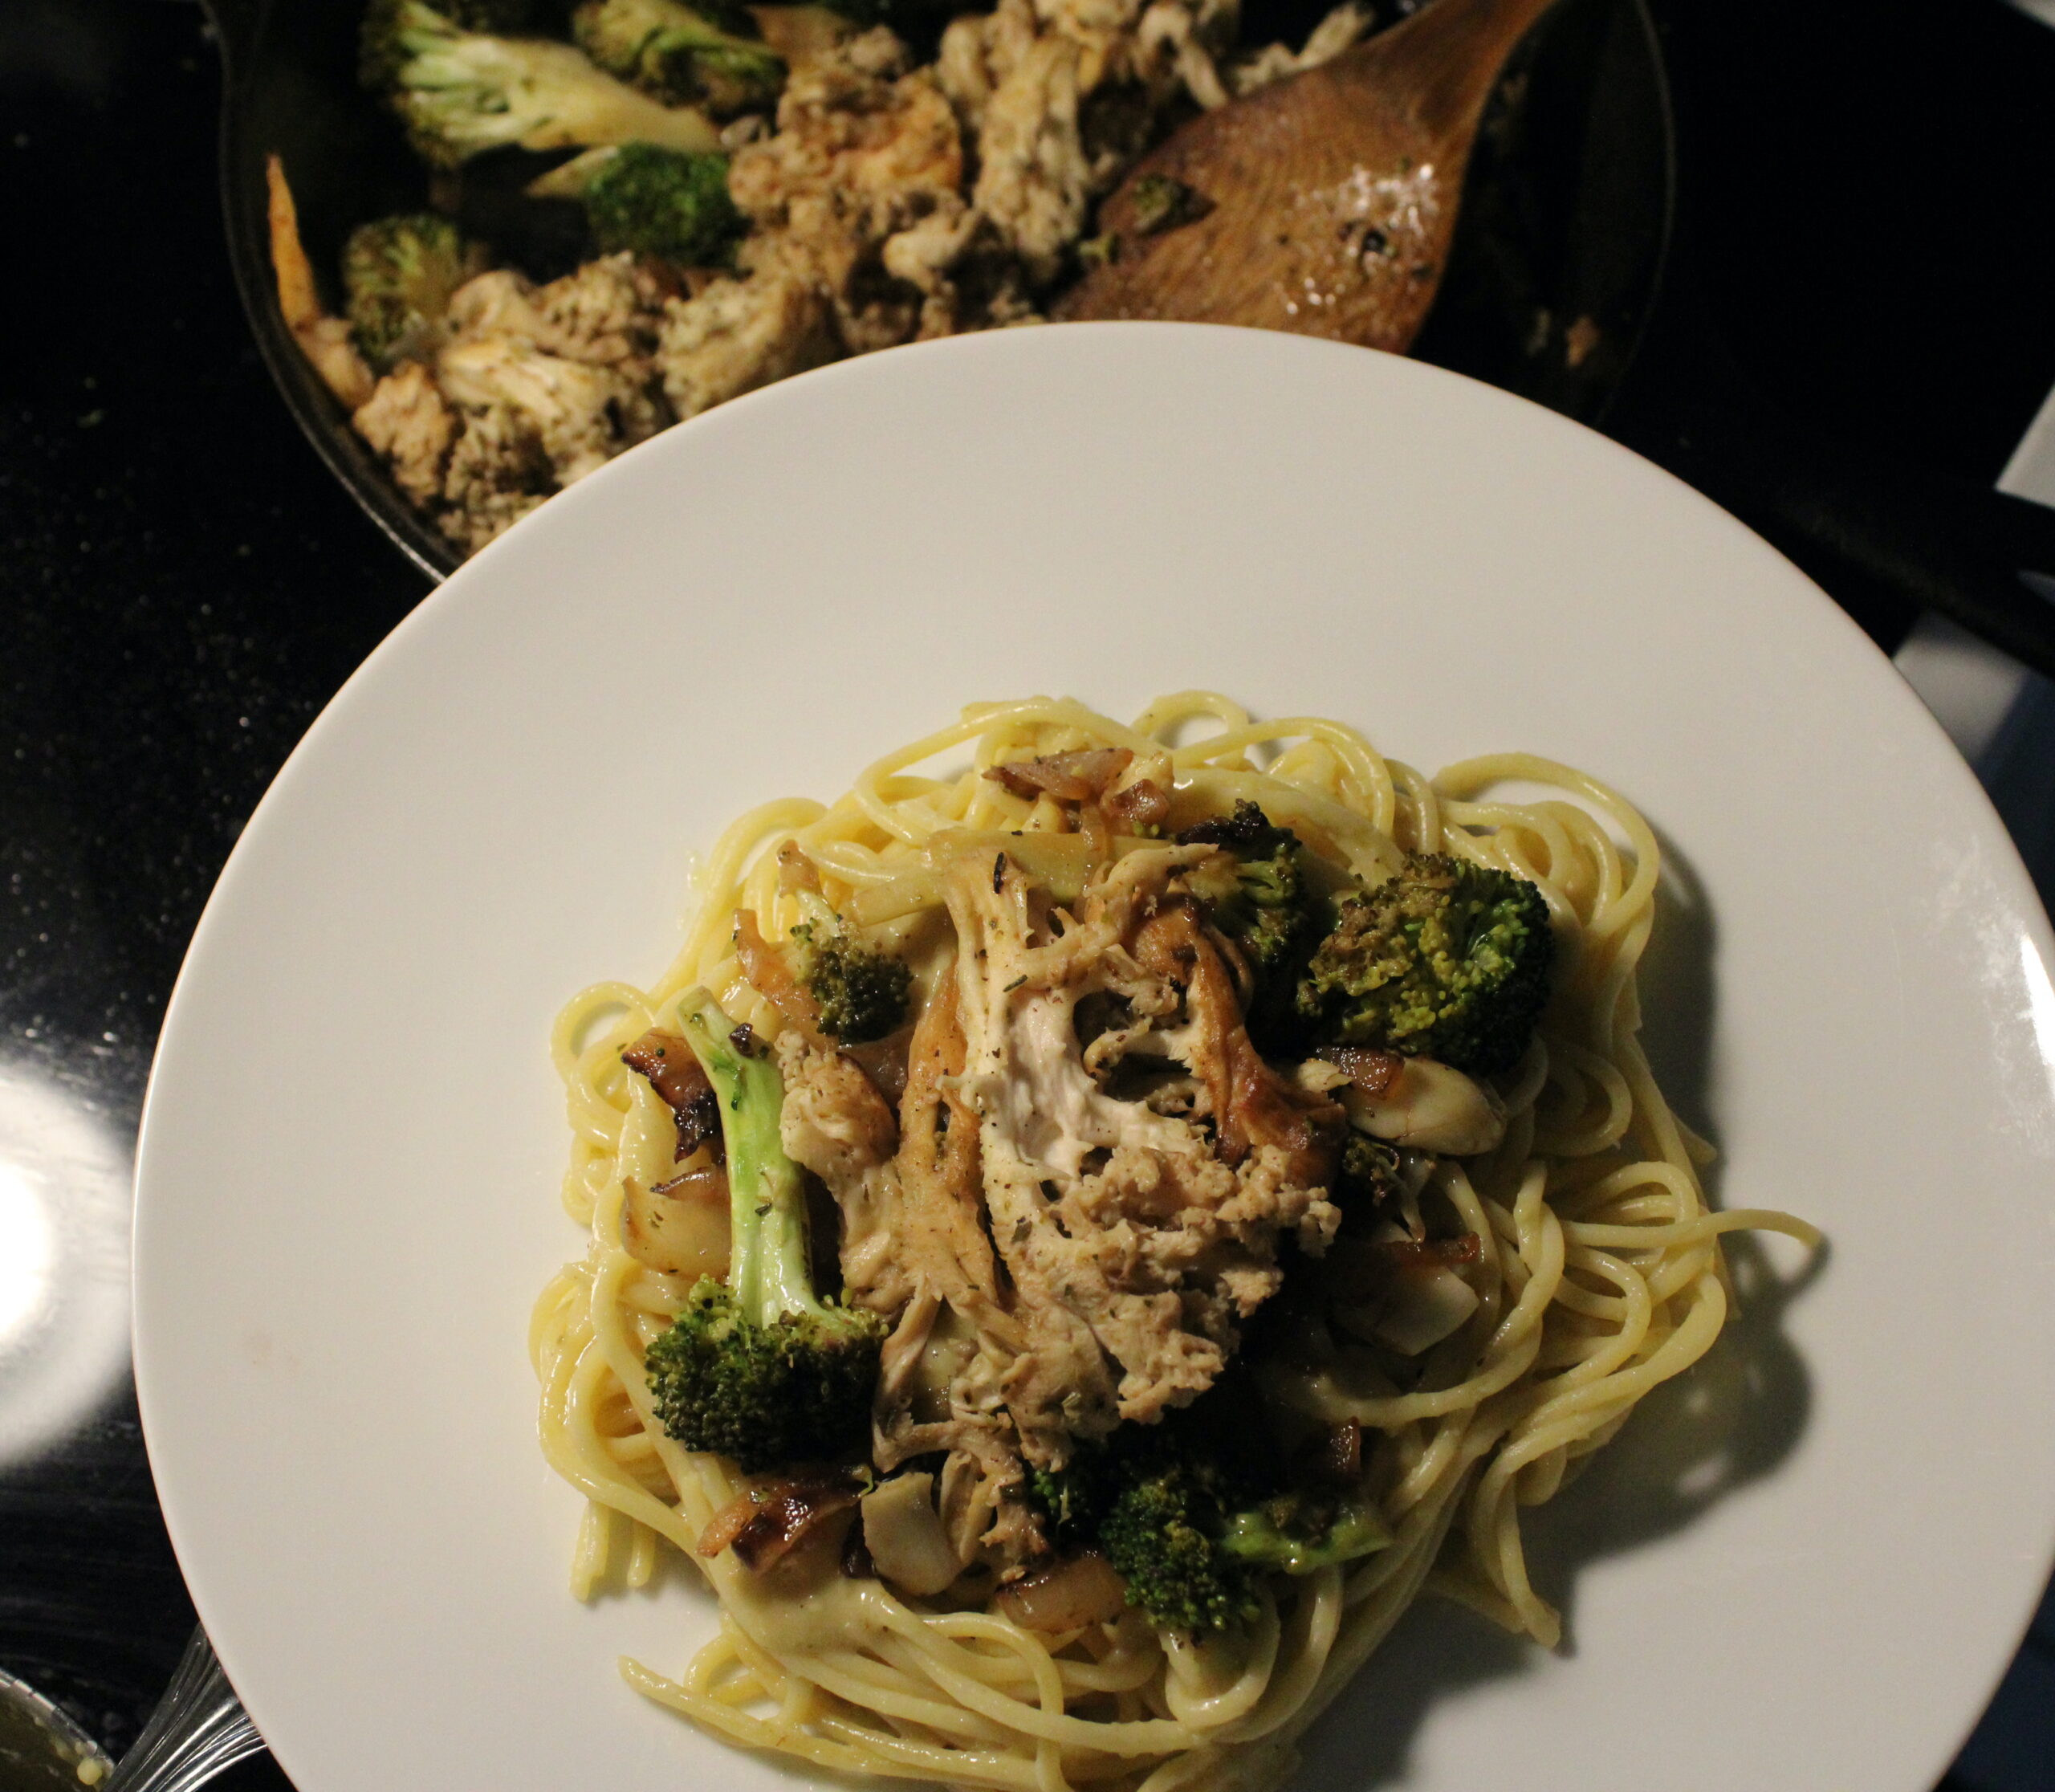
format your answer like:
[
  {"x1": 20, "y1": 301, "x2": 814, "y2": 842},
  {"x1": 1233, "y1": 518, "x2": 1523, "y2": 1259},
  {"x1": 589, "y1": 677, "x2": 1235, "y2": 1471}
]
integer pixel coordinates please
[
  {"x1": 1296, "y1": 853, "x2": 1553, "y2": 1075},
  {"x1": 1175, "y1": 797, "x2": 1295, "y2": 858},
  {"x1": 1031, "y1": 1427, "x2": 1260, "y2": 1634},
  {"x1": 787, "y1": 892, "x2": 910, "y2": 1045},
  {"x1": 645, "y1": 1278, "x2": 883, "y2": 1470},
  {"x1": 341, "y1": 213, "x2": 486, "y2": 369},
  {"x1": 1093, "y1": 1455, "x2": 1263, "y2": 1634},
  {"x1": 1028, "y1": 1395, "x2": 1386, "y2": 1634},
  {"x1": 580, "y1": 143, "x2": 744, "y2": 266},
  {"x1": 573, "y1": 0, "x2": 785, "y2": 115},
  {"x1": 1178, "y1": 802, "x2": 1325, "y2": 1036},
  {"x1": 1026, "y1": 1460, "x2": 1099, "y2": 1535},
  {"x1": 1337, "y1": 1131, "x2": 1402, "y2": 1206}
]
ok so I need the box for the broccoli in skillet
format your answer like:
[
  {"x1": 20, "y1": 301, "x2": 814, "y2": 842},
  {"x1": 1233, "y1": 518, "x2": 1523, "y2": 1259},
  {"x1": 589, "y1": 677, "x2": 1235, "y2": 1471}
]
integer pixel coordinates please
[
  {"x1": 1030, "y1": 1403, "x2": 1390, "y2": 1635},
  {"x1": 1296, "y1": 853, "x2": 1553, "y2": 1076},
  {"x1": 642, "y1": 988, "x2": 885, "y2": 1471},
  {"x1": 786, "y1": 890, "x2": 911, "y2": 1045},
  {"x1": 532, "y1": 143, "x2": 746, "y2": 265},
  {"x1": 341, "y1": 213, "x2": 488, "y2": 369},
  {"x1": 573, "y1": 0, "x2": 786, "y2": 117},
  {"x1": 360, "y1": 0, "x2": 721, "y2": 168}
]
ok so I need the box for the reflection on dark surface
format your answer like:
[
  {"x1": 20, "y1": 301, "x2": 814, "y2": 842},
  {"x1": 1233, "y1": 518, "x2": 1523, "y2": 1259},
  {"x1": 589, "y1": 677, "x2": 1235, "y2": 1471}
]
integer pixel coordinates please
[
  {"x1": 1, "y1": 1, "x2": 429, "y2": 1779},
  {"x1": 2, "y1": 1, "x2": 2052, "y2": 1787},
  {"x1": 0, "y1": 1063, "x2": 131, "y2": 1471}
]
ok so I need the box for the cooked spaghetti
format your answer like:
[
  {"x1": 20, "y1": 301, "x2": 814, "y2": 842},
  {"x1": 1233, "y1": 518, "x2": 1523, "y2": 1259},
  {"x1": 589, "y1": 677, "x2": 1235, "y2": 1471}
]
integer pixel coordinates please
[{"x1": 532, "y1": 692, "x2": 1817, "y2": 1792}]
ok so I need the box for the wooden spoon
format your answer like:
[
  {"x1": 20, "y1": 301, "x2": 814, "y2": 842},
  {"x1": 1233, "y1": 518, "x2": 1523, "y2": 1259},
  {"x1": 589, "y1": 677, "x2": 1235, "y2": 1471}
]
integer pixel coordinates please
[{"x1": 1054, "y1": 0, "x2": 1561, "y2": 351}]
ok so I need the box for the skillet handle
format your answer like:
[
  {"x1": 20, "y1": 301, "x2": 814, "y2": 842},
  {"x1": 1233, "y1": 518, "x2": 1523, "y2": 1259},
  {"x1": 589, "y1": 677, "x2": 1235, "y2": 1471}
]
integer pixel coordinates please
[{"x1": 1607, "y1": 266, "x2": 2055, "y2": 681}]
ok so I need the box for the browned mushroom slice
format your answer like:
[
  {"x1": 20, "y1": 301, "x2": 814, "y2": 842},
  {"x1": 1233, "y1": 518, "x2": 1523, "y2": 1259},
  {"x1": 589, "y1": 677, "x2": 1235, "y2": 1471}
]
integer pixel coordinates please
[
  {"x1": 698, "y1": 1473, "x2": 865, "y2": 1572},
  {"x1": 621, "y1": 1028, "x2": 722, "y2": 1163},
  {"x1": 994, "y1": 1552, "x2": 1129, "y2": 1631}
]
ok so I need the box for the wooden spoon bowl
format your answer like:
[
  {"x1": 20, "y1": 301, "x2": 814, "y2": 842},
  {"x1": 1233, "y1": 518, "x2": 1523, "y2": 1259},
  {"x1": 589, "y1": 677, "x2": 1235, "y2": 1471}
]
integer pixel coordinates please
[{"x1": 1056, "y1": 0, "x2": 1561, "y2": 352}]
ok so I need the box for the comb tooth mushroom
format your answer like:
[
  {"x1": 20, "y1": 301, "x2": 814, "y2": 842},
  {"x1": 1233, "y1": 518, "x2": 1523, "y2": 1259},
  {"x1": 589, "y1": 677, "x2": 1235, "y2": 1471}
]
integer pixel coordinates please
[
  {"x1": 1337, "y1": 1056, "x2": 1505, "y2": 1157},
  {"x1": 859, "y1": 1471, "x2": 966, "y2": 1597}
]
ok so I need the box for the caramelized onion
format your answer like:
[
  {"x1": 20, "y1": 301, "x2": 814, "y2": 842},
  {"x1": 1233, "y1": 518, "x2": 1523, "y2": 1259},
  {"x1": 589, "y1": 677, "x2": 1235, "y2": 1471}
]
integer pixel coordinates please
[
  {"x1": 1316, "y1": 1045, "x2": 1404, "y2": 1097},
  {"x1": 985, "y1": 748, "x2": 1133, "y2": 804},
  {"x1": 1375, "y1": 1233, "x2": 1482, "y2": 1273},
  {"x1": 623, "y1": 1170, "x2": 730, "y2": 1279},
  {"x1": 1105, "y1": 777, "x2": 1170, "y2": 833},
  {"x1": 1340, "y1": 1056, "x2": 1505, "y2": 1155},
  {"x1": 734, "y1": 909, "x2": 824, "y2": 1037},
  {"x1": 776, "y1": 841, "x2": 824, "y2": 894}
]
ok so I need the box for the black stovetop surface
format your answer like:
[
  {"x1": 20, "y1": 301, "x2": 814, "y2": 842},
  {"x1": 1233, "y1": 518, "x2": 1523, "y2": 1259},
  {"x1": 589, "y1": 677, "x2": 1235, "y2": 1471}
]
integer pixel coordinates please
[{"x1": 3, "y1": 2, "x2": 2052, "y2": 1786}]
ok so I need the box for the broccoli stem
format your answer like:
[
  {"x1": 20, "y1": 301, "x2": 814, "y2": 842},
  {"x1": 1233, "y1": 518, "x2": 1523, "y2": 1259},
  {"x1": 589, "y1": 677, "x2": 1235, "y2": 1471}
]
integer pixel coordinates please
[
  {"x1": 1219, "y1": 1499, "x2": 1391, "y2": 1574},
  {"x1": 647, "y1": 989, "x2": 882, "y2": 1468},
  {"x1": 676, "y1": 986, "x2": 834, "y2": 1330}
]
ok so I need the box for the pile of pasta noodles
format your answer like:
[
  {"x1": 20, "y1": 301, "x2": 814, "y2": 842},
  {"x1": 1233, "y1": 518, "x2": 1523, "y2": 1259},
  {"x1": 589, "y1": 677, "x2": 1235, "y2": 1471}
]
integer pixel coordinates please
[{"x1": 531, "y1": 693, "x2": 1817, "y2": 1792}]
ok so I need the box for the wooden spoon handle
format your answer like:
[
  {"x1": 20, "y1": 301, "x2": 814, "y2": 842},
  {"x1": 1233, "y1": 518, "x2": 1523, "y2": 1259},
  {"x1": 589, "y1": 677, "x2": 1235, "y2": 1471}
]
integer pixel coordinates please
[{"x1": 1345, "y1": 0, "x2": 1565, "y2": 138}]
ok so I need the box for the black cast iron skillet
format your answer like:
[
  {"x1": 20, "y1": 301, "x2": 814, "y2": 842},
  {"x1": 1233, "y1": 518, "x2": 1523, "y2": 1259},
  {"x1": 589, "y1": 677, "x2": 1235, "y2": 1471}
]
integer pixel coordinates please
[{"x1": 202, "y1": 0, "x2": 2055, "y2": 678}]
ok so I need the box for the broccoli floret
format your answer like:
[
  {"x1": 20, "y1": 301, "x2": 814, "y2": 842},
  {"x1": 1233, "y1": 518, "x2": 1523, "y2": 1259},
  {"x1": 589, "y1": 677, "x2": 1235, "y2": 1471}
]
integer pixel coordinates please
[
  {"x1": 1030, "y1": 1402, "x2": 1387, "y2": 1634},
  {"x1": 547, "y1": 142, "x2": 745, "y2": 264},
  {"x1": 787, "y1": 890, "x2": 911, "y2": 1045},
  {"x1": 1337, "y1": 1131, "x2": 1402, "y2": 1206},
  {"x1": 1032, "y1": 1428, "x2": 1259, "y2": 1634},
  {"x1": 341, "y1": 213, "x2": 486, "y2": 369},
  {"x1": 642, "y1": 988, "x2": 885, "y2": 1470},
  {"x1": 1296, "y1": 853, "x2": 1553, "y2": 1076},
  {"x1": 573, "y1": 0, "x2": 785, "y2": 116},
  {"x1": 361, "y1": 0, "x2": 722, "y2": 169},
  {"x1": 1096, "y1": 1454, "x2": 1263, "y2": 1634},
  {"x1": 1178, "y1": 802, "x2": 1325, "y2": 1032}
]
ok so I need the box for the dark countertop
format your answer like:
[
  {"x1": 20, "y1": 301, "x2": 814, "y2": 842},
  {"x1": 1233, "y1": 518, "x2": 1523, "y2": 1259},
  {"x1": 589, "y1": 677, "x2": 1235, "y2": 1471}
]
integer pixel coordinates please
[{"x1": 2, "y1": 2, "x2": 2051, "y2": 1786}]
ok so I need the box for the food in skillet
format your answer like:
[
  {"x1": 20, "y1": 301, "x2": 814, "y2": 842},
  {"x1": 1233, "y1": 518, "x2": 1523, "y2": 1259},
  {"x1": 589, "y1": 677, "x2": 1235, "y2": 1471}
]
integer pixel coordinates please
[
  {"x1": 269, "y1": 0, "x2": 1382, "y2": 556},
  {"x1": 534, "y1": 693, "x2": 1818, "y2": 1791}
]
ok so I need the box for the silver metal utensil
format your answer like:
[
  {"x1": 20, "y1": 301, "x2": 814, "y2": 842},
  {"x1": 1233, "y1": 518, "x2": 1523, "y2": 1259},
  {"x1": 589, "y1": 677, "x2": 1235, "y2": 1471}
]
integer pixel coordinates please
[{"x1": 102, "y1": 1630, "x2": 262, "y2": 1792}]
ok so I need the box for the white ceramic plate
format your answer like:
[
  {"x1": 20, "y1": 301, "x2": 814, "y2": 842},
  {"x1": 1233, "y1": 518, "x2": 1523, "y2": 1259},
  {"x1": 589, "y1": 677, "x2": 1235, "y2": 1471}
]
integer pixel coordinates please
[{"x1": 134, "y1": 324, "x2": 2055, "y2": 1792}]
